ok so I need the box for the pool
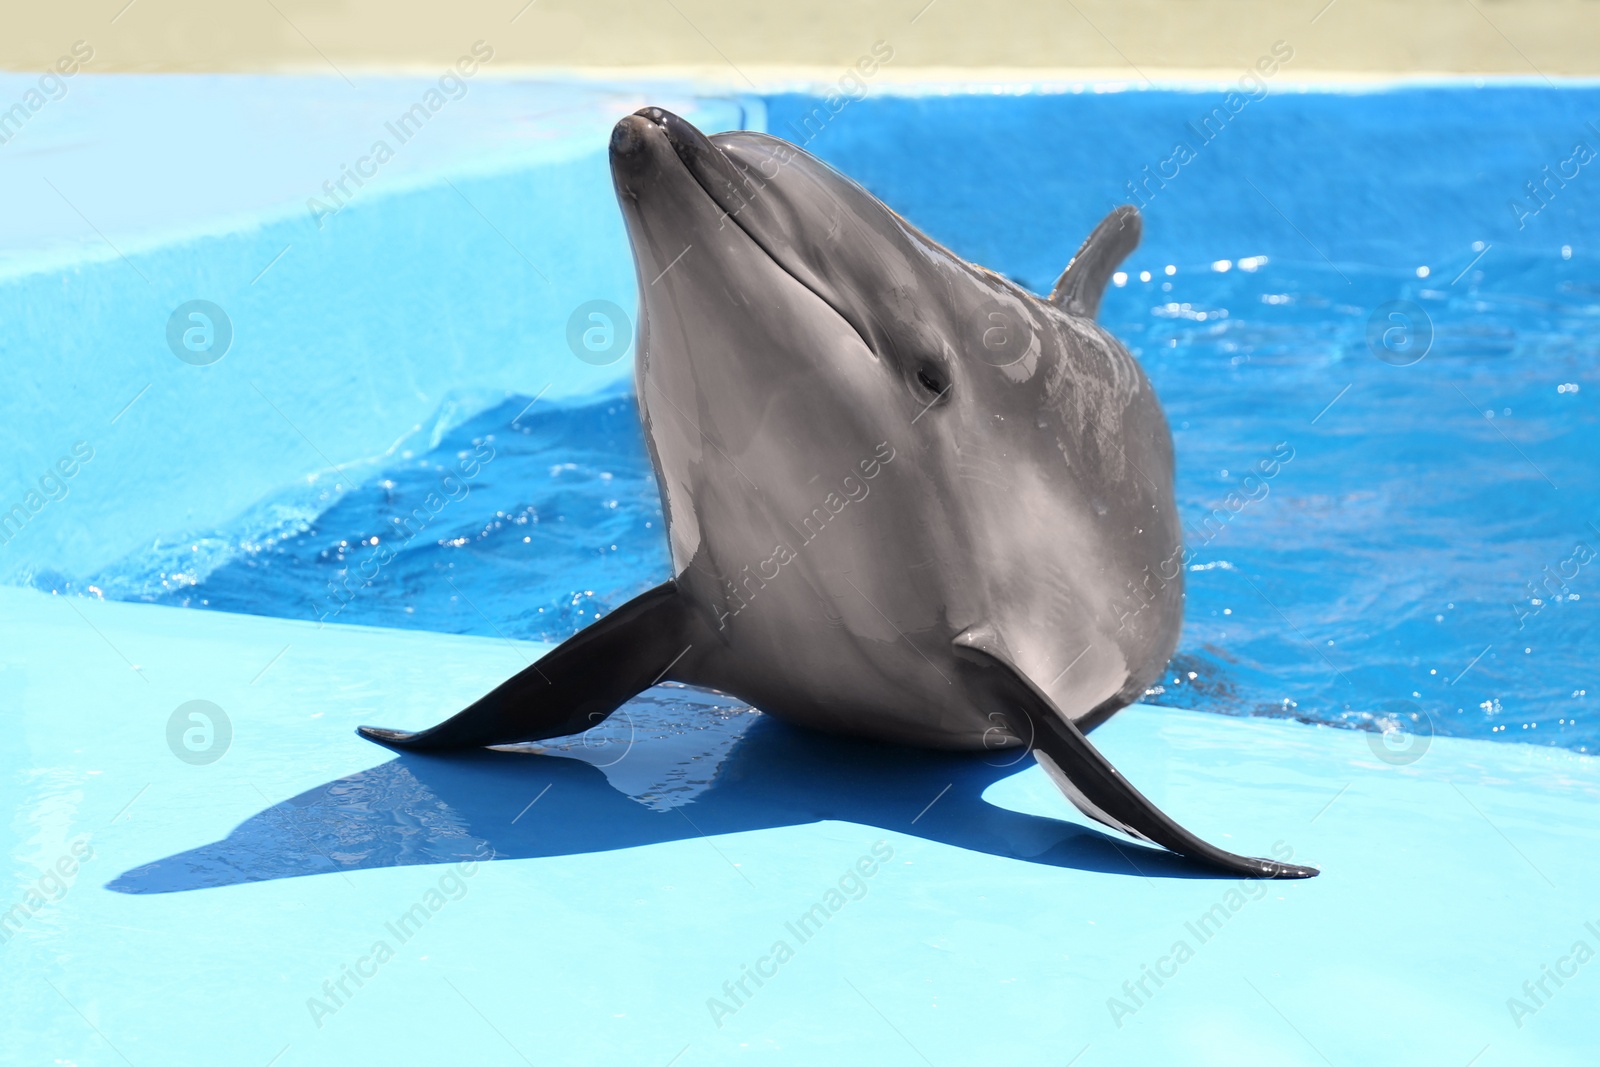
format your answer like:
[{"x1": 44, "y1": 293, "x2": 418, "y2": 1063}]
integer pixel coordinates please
[
  {"x1": 3, "y1": 74, "x2": 1598, "y2": 1064},
  {"x1": 21, "y1": 82, "x2": 1598, "y2": 753}
]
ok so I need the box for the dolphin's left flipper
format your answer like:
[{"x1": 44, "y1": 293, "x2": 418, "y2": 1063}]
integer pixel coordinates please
[
  {"x1": 954, "y1": 627, "x2": 1318, "y2": 879},
  {"x1": 358, "y1": 581, "x2": 700, "y2": 752}
]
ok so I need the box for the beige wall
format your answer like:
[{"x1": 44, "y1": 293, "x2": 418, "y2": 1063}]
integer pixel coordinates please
[{"x1": 4, "y1": 0, "x2": 1598, "y2": 77}]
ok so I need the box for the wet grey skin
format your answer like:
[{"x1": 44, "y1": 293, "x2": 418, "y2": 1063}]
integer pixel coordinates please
[{"x1": 360, "y1": 107, "x2": 1318, "y2": 879}]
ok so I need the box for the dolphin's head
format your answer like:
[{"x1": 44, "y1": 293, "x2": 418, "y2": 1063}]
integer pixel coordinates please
[
  {"x1": 610, "y1": 108, "x2": 1180, "y2": 722},
  {"x1": 612, "y1": 106, "x2": 1026, "y2": 399}
]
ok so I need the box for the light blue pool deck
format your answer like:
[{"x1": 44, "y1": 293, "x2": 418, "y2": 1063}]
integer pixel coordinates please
[{"x1": 3, "y1": 74, "x2": 1599, "y2": 1065}]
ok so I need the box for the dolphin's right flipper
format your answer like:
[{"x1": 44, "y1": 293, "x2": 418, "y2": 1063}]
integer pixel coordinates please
[
  {"x1": 954, "y1": 627, "x2": 1318, "y2": 879},
  {"x1": 358, "y1": 581, "x2": 699, "y2": 751}
]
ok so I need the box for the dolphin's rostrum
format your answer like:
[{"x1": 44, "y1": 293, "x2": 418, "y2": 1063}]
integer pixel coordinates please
[{"x1": 360, "y1": 107, "x2": 1318, "y2": 880}]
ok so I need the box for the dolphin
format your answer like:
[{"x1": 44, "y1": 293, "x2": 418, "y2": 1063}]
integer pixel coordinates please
[{"x1": 359, "y1": 107, "x2": 1316, "y2": 879}]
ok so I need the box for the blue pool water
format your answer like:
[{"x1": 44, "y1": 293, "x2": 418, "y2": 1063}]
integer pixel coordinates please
[
  {"x1": 71, "y1": 391, "x2": 668, "y2": 643},
  {"x1": 20, "y1": 85, "x2": 1600, "y2": 754}
]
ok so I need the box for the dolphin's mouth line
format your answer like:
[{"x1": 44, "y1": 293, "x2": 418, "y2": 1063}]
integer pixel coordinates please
[{"x1": 634, "y1": 110, "x2": 878, "y2": 360}]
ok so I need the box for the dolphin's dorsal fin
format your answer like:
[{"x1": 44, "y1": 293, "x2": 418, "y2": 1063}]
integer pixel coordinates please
[
  {"x1": 1048, "y1": 205, "x2": 1142, "y2": 318},
  {"x1": 951, "y1": 623, "x2": 1318, "y2": 879}
]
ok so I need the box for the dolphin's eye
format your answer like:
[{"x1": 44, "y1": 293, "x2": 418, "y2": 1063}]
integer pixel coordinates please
[{"x1": 916, "y1": 363, "x2": 949, "y2": 398}]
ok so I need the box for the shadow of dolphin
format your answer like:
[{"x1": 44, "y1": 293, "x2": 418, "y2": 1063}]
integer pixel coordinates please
[{"x1": 110, "y1": 693, "x2": 1225, "y2": 894}]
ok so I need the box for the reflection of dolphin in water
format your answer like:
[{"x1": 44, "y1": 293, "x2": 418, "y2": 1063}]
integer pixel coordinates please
[
  {"x1": 112, "y1": 694, "x2": 1221, "y2": 895},
  {"x1": 358, "y1": 108, "x2": 1314, "y2": 878}
]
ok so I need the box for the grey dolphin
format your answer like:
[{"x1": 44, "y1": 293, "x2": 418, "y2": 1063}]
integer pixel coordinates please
[{"x1": 360, "y1": 108, "x2": 1316, "y2": 879}]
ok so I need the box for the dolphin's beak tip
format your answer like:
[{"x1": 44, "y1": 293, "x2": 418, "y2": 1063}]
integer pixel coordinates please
[{"x1": 610, "y1": 113, "x2": 651, "y2": 159}]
